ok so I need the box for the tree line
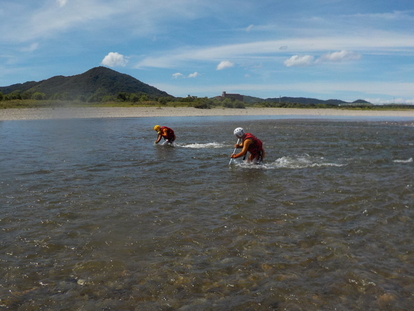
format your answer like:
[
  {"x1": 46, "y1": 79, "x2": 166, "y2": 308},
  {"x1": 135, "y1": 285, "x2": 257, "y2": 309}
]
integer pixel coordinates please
[
  {"x1": 1, "y1": 90, "x2": 412, "y2": 110},
  {"x1": 0, "y1": 90, "x2": 247, "y2": 109},
  {"x1": 0, "y1": 89, "x2": 159, "y2": 103}
]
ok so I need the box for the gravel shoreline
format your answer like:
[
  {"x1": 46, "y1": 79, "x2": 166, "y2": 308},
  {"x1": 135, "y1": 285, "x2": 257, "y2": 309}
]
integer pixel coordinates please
[{"x1": 1, "y1": 107, "x2": 414, "y2": 121}]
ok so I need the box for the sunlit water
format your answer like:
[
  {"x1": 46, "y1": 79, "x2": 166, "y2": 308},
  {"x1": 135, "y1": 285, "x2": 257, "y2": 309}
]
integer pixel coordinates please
[{"x1": 1, "y1": 115, "x2": 413, "y2": 310}]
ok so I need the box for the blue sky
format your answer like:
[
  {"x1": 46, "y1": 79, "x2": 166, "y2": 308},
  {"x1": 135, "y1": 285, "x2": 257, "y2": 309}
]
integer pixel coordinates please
[{"x1": 1, "y1": 0, "x2": 414, "y2": 103}]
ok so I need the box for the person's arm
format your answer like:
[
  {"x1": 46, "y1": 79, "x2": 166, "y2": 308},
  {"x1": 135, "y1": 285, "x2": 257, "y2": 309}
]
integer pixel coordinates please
[
  {"x1": 154, "y1": 134, "x2": 162, "y2": 144},
  {"x1": 231, "y1": 139, "x2": 252, "y2": 158}
]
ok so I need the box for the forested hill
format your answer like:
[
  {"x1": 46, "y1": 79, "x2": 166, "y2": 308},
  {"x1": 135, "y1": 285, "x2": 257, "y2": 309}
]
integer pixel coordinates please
[{"x1": 0, "y1": 67, "x2": 171, "y2": 99}]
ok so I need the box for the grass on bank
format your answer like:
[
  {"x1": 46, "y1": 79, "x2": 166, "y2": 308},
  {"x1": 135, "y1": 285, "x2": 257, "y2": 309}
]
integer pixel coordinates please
[
  {"x1": 1, "y1": 99, "x2": 413, "y2": 111},
  {"x1": 0, "y1": 100, "x2": 192, "y2": 109}
]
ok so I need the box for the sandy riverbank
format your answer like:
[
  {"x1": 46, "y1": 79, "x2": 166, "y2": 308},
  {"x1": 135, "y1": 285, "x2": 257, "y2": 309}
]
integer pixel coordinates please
[{"x1": 1, "y1": 107, "x2": 414, "y2": 121}]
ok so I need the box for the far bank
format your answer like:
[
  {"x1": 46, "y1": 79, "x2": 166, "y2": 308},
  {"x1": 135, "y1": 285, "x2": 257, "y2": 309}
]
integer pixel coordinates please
[{"x1": 1, "y1": 107, "x2": 414, "y2": 121}]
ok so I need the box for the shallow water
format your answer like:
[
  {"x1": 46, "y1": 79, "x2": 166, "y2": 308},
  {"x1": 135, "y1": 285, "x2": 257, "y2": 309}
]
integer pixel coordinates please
[{"x1": 1, "y1": 115, "x2": 413, "y2": 310}]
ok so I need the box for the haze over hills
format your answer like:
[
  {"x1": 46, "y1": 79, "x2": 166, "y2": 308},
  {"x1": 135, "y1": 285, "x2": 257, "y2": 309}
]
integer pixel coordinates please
[{"x1": 0, "y1": 67, "x2": 371, "y2": 105}]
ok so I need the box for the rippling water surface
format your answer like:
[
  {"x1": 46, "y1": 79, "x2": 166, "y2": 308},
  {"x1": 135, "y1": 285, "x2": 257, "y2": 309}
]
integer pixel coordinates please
[{"x1": 1, "y1": 115, "x2": 414, "y2": 310}]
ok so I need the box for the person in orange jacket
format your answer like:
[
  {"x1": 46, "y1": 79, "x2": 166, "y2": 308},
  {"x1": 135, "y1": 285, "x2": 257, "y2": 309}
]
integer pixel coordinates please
[
  {"x1": 230, "y1": 127, "x2": 265, "y2": 163},
  {"x1": 153, "y1": 125, "x2": 176, "y2": 145}
]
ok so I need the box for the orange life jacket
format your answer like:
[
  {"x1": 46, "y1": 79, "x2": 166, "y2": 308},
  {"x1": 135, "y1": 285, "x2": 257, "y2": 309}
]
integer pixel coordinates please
[
  {"x1": 243, "y1": 133, "x2": 263, "y2": 156},
  {"x1": 160, "y1": 126, "x2": 175, "y2": 140}
]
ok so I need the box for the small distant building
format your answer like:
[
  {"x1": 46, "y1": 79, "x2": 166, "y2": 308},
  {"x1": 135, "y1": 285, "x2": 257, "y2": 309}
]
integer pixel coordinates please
[{"x1": 220, "y1": 91, "x2": 244, "y2": 102}]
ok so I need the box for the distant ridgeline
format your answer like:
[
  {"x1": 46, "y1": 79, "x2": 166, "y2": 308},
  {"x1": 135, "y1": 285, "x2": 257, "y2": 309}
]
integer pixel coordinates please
[
  {"x1": 0, "y1": 66, "x2": 171, "y2": 102},
  {"x1": 263, "y1": 96, "x2": 372, "y2": 107},
  {"x1": 227, "y1": 94, "x2": 374, "y2": 107}
]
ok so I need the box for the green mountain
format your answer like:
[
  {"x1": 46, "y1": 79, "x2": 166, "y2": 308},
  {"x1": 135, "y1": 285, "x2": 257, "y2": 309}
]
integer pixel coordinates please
[{"x1": 0, "y1": 67, "x2": 171, "y2": 98}]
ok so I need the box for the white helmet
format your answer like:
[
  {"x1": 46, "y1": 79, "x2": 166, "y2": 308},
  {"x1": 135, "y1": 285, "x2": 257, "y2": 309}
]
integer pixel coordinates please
[{"x1": 234, "y1": 127, "x2": 245, "y2": 138}]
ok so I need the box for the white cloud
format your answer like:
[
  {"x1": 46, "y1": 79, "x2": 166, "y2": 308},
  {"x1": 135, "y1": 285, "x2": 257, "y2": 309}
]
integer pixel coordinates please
[
  {"x1": 135, "y1": 31, "x2": 414, "y2": 69},
  {"x1": 2, "y1": 0, "x2": 208, "y2": 43},
  {"x1": 284, "y1": 55, "x2": 315, "y2": 67},
  {"x1": 172, "y1": 72, "x2": 199, "y2": 78},
  {"x1": 318, "y1": 50, "x2": 362, "y2": 62},
  {"x1": 351, "y1": 10, "x2": 414, "y2": 21},
  {"x1": 246, "y1": 24, "x2": 254, "y2": 32},
  {"x1": 188, "y1": 72, "x2": 199, "y2": 78},
  {"x1": 284, "y1": 50, "x2": 362, "y2": 67},
  {"x1": 101, "y1": 52, "x2": 128, "y2": 67},
  {"x1": 0, "y1": 1, "x2": 117, "y2": 43},
  {"x1": 56, "y1": 0, "x2": 68, "y2": 7},
  {"x1": 216, "y1": 60, "x2": 234, "y2": 70},
  {"x1": 21, "y1": 43, "x2": 39, "y2": 52},
  {"x1": 172, "y1": 72, "x2": 184, "y2": 78}
]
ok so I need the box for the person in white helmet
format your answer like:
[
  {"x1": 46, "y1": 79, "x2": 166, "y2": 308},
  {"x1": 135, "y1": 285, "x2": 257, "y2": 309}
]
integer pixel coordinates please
[{"x1": 231, "y1": 127, "x2": 265, "y2": 163}]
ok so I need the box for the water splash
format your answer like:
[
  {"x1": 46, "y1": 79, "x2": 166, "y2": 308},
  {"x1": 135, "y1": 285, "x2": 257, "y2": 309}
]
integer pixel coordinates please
[
  {"x1": 393, "y1": 157, "x2": 413, "y2": 163},
  {"x1": 179, "y1": 142, "x2": 226, "y2": 149},
  {"x1": 231, "y1": 154, "x2": 344, "y2": 169}
]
